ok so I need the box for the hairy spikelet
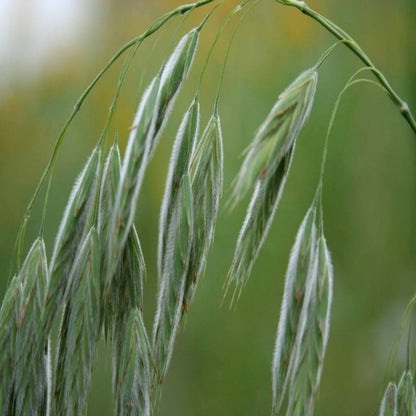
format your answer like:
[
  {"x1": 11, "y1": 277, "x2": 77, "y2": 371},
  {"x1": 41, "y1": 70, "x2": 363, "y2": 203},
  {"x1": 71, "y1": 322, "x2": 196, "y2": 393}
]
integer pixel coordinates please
[
  {"x1": 113, "y1": 308, "x2": 152, "y2": 416},
  {"x1": 0, "y1": 239, "x2": 49, "y2": 415},
  {"x1": 99, "y1": 143, "x2": 146, "y2": 338},
  {"x1": 158, "y1": 98, "x2": 200, "y2": 278},
  {"x1": 227, "y1": 68, "x2": 317, "y2": 297},
  {"x1": 107, "y1": 29, "x2": 199, "y2": 293},
  {"x1": 185, "y1": 113, "x2": 223, "y2": 306},
  {"x1": 272, "y1": 203, "x2": 317, "y2": 414},
  {"x1": 0, "y1": 271, "x2": 23, "y2": 414},
  {"x1": 53, "y1": 228, "x2": 100, "y2": 416},
  {"x1": 153, "y1": 174, "x2": 194, "y2": 381},
  {"x1": 45, "y1": 147, "x2": 101, "y2": 332},
  {"x1": 397, "y1": 371, "x2": 416, "y2": 415},
  {"x1": 98, "y1": 142, "x2": 121, "y2": 245},
  {"x1": 109, "y1": 227, "x2": 146, "y2": 337},
  {"x1": 284, "y1": 234, "x2": 333, "y2": 416},
  {"x1": 379, "y1": 383, "x2": 398, "y2": 416}
]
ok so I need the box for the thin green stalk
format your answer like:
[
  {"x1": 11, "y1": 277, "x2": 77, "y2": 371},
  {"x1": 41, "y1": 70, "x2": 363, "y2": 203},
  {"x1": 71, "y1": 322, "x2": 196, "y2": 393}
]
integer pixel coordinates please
[
  {"x1": 274, "y1": 0, "x2": 416, "y2": 134},
  {"x1": 313, "y1": 40, "x2": 346, "y2": 70},
  {"x1": 195, "y1": 0, "x2": 255, "y2": 98},
  {"x1": 13, "y1": 0, "x2": 217, "y2": 271},
  {"x1": 195, "y1": 0, "x2": 226, "y2": 97},
  {"x1": 40, "y1": 36, "x2": 143, "y2": 240},
  {"x1": 317, "y1": 67, "x2": 389, "y2": 195},
  {"x1": 214, "y1": 0, "x2": 261, "y2": 113},
  {"x1": 315, "y1": 67, "x2": 389, "y2": 233}
]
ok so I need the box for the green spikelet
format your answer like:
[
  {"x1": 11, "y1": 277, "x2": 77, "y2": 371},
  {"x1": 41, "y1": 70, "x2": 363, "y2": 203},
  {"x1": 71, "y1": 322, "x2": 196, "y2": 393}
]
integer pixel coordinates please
[
  {"x1": 153, "y1": 174, "x2": 194, "y2": 382},
  {"x1": 98, "y1": 142, "x2": 146, "y2": 338},
  {"x1": 106, "y1": 28, "x2": 199, "y2": 295},
  {"x1": 283, "y1": 235, "x2": 333, "y2": 416},
  {"x1": 113, "y1": 308, "x2": 152, "y2": 416},
  {"x1": 158, "y1": 97, "x2": 200, "y2": 279},
  {"x1": 53, "y1": 228, "x2": 100, "y2": 416},
  {"x1": 397, "y1": 371, "x2": 416, "y2": 416},
  {"x1": 272, "y1": 203, "x2": 318, "y2": 414},
  {"x1": 185, "y1": 113, "x2": 223, "y2": 307},
  {"x1": 227, "y1": 68, "x2": 317, "y2": 298},
  {"x1": 379, "y1": 383, "x2": 398, "y2": 416},
  {"x1": 45, "y1": 147, "x2": 101, "y2": 333},
  {"x1": 0, "y1": 239, "x2": 49, "y2": 416}
]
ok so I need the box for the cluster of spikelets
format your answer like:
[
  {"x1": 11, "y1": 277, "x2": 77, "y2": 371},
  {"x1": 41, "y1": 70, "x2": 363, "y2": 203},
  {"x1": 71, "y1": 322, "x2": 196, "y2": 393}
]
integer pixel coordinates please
[
  {"x1": 1, "y1": 1, "x2": 415, "y2": 415},
  {"x1": 379, "y1": 371, "x2": 416, "y2": 415},
  {"x1": 0, "y1": 24, "x2": 223, "y2": 416}
]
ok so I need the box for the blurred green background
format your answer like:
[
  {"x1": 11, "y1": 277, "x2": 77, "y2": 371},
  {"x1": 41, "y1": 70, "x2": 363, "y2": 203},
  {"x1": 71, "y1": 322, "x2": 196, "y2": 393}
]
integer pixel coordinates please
[{"x1": 0, "y1": 0, "x2": 415, "y2": 415}]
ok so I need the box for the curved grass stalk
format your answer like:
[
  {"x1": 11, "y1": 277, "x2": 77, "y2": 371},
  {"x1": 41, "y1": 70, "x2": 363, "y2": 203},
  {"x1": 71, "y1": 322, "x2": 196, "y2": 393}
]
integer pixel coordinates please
[{"x1": 274, "y1": 0, "x2": 416, "y2": 134}]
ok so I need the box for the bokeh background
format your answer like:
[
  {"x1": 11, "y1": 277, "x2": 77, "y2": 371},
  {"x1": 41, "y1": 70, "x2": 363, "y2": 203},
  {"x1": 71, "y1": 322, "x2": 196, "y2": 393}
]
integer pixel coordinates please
[{"x1": 1, "y1": 0, "x2": 415, "y2": 415}]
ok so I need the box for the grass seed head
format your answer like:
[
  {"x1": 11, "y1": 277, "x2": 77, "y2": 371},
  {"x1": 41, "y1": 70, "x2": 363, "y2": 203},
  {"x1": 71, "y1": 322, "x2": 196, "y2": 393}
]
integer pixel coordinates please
[
  {"x1": 98, "y1": 142, "x2": 121, "y2": 239},
  {"x1": 272, "y1": 203, "x2": 317, "y2": 414},
  {"x1": 45, "y1": 147, "x2": 101, "y2": 333},
  {"x1": 397, "y1": 371, "x2": 416, "y2": 415},
  {"x1": 107, "y1": 29, "x2": 199, "y2": 291},
  {"x1": 230, "y1": 67, "x2": 317, "y2": 207},
  {"x1": 379, "y1": 382, "x2": 398, "y2": 416},
  {"x1": 113, "y1": 308, "x2": 151, "y2": 416},
  {"x1": 98, "y1": 142, "x2": 146, "y2": 338},
  {"x1": 1, "y1": 238, "x2": 48, "y2": 415},
  {"x1": 185, "y1": 113, "x2": 223, "y2": 305},
  {"x1": 153, "y1": 28, "x2": 199, "y2": 147},
  {"x1": 153, "y1": 173, "x2": 194, "y2": 381},
  {"x1": 53, "y1": 227, "x2": 101, "y2": 416},
  {"x1": 227, "y1": 68, "x2": 317, "y2": 300},
  {"x1": 283, "y1": 234, "x2": 333, "y2": 416},
  {"x1": 158, "y1": 97, "x2": 200, "y2": 278}
]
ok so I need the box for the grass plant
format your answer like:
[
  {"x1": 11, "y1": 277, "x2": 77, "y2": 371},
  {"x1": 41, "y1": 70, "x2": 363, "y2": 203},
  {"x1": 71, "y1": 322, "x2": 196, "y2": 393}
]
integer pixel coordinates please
[{"x1": 1, "y1": 0, "x2": 415, "y2": 415}]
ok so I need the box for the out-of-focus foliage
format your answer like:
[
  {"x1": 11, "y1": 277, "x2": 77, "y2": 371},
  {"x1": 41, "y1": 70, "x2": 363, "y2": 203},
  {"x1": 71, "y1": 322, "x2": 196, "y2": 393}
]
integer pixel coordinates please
[{"x1": 0, "y1": 1, "x2": 415, "y2": 415}]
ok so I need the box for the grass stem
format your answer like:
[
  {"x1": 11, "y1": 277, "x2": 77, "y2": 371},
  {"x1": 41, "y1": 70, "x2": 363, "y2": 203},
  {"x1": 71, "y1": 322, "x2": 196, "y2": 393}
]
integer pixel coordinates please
[{"x1": 274, "y1": 0, "x2": 416, "y2": 134}]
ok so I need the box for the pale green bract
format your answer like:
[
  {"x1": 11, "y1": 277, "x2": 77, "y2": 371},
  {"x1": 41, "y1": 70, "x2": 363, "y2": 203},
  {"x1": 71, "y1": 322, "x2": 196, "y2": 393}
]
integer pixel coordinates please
[
  {"x1": 53, "y1": 228, "x2": 100, "y2": 416},
  {"x1": 0, "y1": 238, "x2": 48, "y2": 416},
  {"x1": 113, "y1": 308, "x2": 152, "y2": 416},
  {"x1": 185, "y1": 113, "x2": 223, "y2": 305},
  {"x1": 379, "y1": 383, "x2": 398, "y2": 416},
  {"x1": 153, "y1": 174, "x2": 194, "y2": 382},
  {"x1": 45, "y1": 147, "x2": 101, "y2": 334},
  {"x1": 158, "y1": 97, "x2": 200, "y2": 279}
]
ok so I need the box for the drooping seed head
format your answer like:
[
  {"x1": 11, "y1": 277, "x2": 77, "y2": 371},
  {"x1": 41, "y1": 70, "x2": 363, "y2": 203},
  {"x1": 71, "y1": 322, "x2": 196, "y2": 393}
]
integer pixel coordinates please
[
  {"x1": 226, "y1": 68, "x2": 317, "y2": 300},
  {"x1": 153, "y1": 28, "x2": 199, "y2": 149},
  {"x1": 158, "y1": 97, "x2": 200, "y2": 278},
  {"x1": 283, "y1": 234, "x2": 333, "y2": 416},
  {"x1": 98, "y1": 142, "x2": 146, "y2": 338},
  {"x1": 0, "y1": 238, "x2": 48, "y2": 416},
  {"x1": 98, "y1": 142, "x2": 121, "y2": 239},
  {"x1": 184, "y1": 113, "x2": 223, "y2": 305},
  {"x1": 379, "y1": 382, "x2": 398, "y2": 416},
  {"x1": 113, "y1": 308, "x2": 151, "y2": 416},
  {"x1": 397, "y1": 371, "x2": 416, "y2": 415},
  {"x1": 153, "y1": 173, "x2": 194, "y2": 381},
  {"x1": 107, "y1": 28, "x2": 200, "y2": 293},
  {"x1": 272, "y1": 203, "x2": 317, "y2": 414},
  {"x1": 231, "y1": 67, "x2": 317, "y2": 206},
  {"x1": 45, "y1": 147, "x2": 101, "y2": 332},
  {"x1": 53, "y1": 227, "x2": 101, "y2": 416}
]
